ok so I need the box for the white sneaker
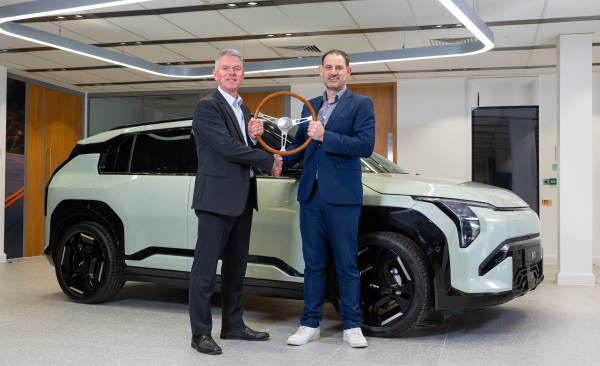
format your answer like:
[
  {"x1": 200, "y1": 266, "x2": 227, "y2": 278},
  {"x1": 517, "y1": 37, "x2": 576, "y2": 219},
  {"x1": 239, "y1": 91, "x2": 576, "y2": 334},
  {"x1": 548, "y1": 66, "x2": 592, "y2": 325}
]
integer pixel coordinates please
[
  {"x1": 343, "y1": 327, "x2": 368, "y2": 348},
  {"x1": 287, "y1": 326, "x2": 320, "y2": 345}
]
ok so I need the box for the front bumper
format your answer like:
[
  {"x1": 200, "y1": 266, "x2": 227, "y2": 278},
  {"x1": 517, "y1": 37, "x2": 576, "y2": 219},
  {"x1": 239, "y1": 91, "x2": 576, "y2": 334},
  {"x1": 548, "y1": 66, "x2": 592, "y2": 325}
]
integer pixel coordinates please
[
  {"x1": 436, "y1": 234, "x2": 544, "y2": 312},
  {"x1": 480, "y1": 233, "x2": 544, "y2": 294}
]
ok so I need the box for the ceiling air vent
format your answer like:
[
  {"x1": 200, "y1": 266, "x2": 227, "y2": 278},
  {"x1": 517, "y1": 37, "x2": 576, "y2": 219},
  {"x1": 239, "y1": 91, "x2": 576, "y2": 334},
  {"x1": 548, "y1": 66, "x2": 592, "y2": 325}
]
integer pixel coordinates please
[
  {"x1": 273, "y1": 45, "x2": 322, "y2": 57},
  {"x1": 430, "y1": 37, "x2": 476, "y2": 46}
]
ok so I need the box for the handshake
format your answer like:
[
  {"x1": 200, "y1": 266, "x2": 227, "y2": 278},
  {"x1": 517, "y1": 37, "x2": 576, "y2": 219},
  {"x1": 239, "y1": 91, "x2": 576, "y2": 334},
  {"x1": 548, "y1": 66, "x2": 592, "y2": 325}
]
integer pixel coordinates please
[
  {"x1": 271, "y1": 154, "x2": 282, "y2": 177},
  {"x1": 249, "y1": 117, "x2": 283, "y2": 178}
]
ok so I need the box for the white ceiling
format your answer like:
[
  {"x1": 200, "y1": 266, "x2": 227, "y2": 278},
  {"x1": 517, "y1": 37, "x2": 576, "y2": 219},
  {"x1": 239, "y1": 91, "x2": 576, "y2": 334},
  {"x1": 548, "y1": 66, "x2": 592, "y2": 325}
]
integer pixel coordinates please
[{"x1": 0, "y1": 0, "x2": 599, "y2": 93}]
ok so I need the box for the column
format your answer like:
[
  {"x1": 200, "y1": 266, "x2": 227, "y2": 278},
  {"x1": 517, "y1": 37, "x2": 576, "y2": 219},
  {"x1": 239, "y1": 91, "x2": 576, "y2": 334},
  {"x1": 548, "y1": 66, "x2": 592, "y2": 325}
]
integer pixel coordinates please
[
  {"x1": 0, "y1": 66, "x2": 7, "y2": 262},
  {"x1": 556, "y1": 34, "x2": 595, "y2": 285}
]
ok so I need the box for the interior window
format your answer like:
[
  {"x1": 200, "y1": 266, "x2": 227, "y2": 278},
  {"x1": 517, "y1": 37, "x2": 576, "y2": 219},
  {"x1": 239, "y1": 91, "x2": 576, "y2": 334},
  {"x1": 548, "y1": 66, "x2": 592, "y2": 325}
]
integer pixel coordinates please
[
  {"x1": 130, "y1": 130, "x2": 195, "y2": 174},
  {"x1": 101, "y1": 128, "x2": 196, "y2": 174}
]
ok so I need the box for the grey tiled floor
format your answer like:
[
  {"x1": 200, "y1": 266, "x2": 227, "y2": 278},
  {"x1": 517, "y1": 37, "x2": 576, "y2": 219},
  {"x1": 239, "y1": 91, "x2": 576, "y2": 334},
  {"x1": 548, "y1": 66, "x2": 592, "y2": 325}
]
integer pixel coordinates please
[{"x1": 1, "y1": 256, "x2": 599, "y2": 366}]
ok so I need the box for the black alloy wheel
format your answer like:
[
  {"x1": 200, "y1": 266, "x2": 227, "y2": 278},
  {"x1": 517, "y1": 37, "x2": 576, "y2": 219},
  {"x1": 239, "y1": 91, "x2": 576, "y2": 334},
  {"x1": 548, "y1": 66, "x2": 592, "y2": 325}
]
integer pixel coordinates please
[
  {"x1": 328, "y1": 231, "x2": 433, "y2": 337},
  {"x1": 54, "y1": 221, "x2": 124, "y2": 303}
]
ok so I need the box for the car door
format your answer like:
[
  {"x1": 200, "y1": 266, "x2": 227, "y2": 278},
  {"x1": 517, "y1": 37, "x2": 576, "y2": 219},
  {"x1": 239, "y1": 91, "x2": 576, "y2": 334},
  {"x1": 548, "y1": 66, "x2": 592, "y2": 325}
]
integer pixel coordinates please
[{"x1": 92, "y1": 128, "x2": 195, "y2": 272}]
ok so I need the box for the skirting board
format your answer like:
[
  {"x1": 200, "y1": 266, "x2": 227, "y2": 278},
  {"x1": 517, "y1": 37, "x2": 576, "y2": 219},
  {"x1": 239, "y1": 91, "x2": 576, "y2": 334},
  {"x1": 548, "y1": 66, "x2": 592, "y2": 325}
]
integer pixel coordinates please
[
  {"x1": 543, "y1": 255, "x2": 600, "y2": 266},
  {"x1": 556, "y1": 272, "x2": 596, "y2": 285}
]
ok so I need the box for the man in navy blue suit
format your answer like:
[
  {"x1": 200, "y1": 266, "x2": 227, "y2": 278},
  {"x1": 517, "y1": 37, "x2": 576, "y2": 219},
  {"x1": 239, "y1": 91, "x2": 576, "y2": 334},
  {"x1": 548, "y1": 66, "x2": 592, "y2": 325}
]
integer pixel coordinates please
[{"x1": 282, "y1": 49, "x2": 376, "y2": 348}]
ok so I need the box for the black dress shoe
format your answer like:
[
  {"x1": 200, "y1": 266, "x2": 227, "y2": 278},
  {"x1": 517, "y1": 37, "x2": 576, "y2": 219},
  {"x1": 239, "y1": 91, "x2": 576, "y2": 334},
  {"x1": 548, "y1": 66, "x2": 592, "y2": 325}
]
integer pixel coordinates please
[
  {"x1": 220, "y1": 325, "x2": 270, "y2": 341},
  {"x1": 191, "y1": 334, "x2": 222, "y2": 355}
]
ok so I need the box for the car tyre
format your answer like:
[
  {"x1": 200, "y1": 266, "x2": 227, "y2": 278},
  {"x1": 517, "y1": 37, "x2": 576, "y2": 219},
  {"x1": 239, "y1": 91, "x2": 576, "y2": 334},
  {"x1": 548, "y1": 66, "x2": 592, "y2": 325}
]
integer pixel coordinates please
[
  {"x1": 328, "y1": 231, "x2": 433, "y2": 337},
  {"x1": 53, "y1": 221, "x2": 124, "y2": 303}
]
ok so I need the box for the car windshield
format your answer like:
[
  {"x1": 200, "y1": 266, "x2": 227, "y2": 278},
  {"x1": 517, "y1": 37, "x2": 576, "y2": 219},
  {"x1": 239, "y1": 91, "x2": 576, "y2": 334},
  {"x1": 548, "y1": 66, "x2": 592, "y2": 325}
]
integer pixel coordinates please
[
  {"x1": 259, "y1": 121, "x2": 407, "y2": 175},
  {"x1": 361, "y1": 153, "x2": 407, "y2": 174}
]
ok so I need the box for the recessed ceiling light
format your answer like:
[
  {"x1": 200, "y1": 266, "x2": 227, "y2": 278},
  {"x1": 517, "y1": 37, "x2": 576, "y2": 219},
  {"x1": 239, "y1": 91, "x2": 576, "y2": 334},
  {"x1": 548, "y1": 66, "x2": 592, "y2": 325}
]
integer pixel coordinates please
[
  {"x1": 267, "y1": 34, "x2": 274, "y2": 37},
  {"x1": 73, "y1": 15, "x2": 85, "y2": 19},
  {"x1": 226, "y1": 3, "x2": 238, "y2": 8},
  {"x1": 55, "y1": 16, "x2": 66, "y2": 20},
  {"x1": 285, "y1": 33, "x2": 293, "y2": 36},
  {"x1": 247, "y1": 2, "x2": 258, "y2": 6}
]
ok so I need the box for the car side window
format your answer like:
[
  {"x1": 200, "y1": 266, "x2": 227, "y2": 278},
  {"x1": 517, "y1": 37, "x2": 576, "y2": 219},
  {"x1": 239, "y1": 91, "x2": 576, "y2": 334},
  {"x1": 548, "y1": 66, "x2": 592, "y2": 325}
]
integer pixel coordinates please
[{"x1": 100, "y1": 128, "x2": 196, "y2": 174}]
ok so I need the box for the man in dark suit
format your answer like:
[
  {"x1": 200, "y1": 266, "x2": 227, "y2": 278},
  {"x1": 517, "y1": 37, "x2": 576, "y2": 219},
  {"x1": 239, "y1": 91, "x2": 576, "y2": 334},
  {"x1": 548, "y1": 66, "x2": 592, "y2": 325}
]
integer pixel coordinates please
[
  {"x1": 282, "y1": 50, "x2": 376, "y2": 347},
  {"x1": 189, "y1": 48, "x2": 282, "y2": 355}
]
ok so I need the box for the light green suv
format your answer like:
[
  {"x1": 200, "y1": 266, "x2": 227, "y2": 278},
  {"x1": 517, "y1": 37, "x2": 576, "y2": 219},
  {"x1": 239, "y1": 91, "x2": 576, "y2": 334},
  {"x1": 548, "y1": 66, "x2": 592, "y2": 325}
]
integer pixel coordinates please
[{"x1": 44, "y1": 118, "x2": 543, "y2": 337}]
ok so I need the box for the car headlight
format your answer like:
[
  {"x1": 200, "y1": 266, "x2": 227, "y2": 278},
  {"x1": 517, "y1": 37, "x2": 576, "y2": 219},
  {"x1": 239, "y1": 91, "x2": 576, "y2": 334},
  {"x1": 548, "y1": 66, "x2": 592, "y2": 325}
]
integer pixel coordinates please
[{"x1": 413, "y1": 197, "x2": 494, "y2": 248}]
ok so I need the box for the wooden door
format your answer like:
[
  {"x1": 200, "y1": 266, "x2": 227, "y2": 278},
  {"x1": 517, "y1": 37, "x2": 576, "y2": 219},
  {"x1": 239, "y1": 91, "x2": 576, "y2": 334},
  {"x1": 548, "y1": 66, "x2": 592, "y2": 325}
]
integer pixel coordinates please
[
  {"x1": 348, "y1": 83, "x2": 397, "y2": 162},
  {"x1": 25, "y1": 86, "x2": 82, "y2": 256},
  {"x1": 239, "y1": 92, "x2": 285, "y2": 118}
]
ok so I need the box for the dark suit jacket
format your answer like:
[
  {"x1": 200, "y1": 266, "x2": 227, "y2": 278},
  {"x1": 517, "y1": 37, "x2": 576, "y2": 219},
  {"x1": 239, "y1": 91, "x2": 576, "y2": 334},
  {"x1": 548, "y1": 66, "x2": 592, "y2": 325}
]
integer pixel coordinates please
[
  {"x1": 191, "y1": 90, "x2": 274, "y2": 216},
  {"x1": 284, "y1": 89, "x2": 376, "y2": 205}
]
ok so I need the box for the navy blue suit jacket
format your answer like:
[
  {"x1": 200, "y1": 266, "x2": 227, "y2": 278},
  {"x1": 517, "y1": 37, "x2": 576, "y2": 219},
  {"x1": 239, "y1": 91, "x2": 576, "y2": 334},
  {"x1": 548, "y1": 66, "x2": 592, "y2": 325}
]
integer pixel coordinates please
[{"x1": 284, "y1": 90, "x2": 375, "y2": 205}]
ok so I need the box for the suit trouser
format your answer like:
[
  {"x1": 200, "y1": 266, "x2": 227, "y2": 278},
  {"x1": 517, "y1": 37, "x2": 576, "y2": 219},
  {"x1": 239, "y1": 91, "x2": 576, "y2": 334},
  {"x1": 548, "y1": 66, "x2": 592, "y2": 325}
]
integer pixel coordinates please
[
  {"x1": 299, "y1": 182, "x2": 362, "y2": 330},
  {"x1": 189, "y1": 196, "x2": 253, "y2": 335}
]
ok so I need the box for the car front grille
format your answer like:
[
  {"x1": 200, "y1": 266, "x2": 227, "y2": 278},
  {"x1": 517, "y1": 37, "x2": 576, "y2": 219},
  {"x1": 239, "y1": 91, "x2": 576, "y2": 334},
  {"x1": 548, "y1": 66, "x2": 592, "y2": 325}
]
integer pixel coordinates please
[
  {"x1": 479, "y1": 233, "x2": 544, "y2": 294},
  {"x1": 513, "y1": 259, "x2": 543, "y2": 296}
]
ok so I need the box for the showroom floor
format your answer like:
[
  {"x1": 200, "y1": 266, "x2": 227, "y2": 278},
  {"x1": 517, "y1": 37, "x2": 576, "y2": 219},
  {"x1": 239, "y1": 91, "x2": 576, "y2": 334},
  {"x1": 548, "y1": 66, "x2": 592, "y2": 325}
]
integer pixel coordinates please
[{"x1": 0, "y1": 257, "x2": 599, "y2": 366}]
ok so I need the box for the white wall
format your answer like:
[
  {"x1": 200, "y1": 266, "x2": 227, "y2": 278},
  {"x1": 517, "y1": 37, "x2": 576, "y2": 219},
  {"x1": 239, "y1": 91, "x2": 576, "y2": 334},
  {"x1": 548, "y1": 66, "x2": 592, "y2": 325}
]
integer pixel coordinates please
[
  {"x1": 538, "y1": 75, "x2": 559, "y2": 265},
  {"x1": 397, "y1": 78, "x2": 469, "y2": 180},
  {"x1": 593, "y1": 73, "x2": 600, "y2": 265},
  {"x1": 392, "y1": 73, "x2": 600, "y2": 265},
  {"x1": 290, "y1": 83, "x2": 324, "y2": 120}
]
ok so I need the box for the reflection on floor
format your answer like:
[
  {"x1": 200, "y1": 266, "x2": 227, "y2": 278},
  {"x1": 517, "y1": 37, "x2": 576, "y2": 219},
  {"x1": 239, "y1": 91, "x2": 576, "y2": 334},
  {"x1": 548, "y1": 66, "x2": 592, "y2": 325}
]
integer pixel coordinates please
[{"x1": 1, "y1": 257, "x2": 599, "y2": 366}]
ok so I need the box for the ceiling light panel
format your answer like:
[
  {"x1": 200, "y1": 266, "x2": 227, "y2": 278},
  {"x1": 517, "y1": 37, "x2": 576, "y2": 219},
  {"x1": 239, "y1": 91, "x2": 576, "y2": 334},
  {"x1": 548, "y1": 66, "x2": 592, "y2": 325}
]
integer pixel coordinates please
[
  {"x1": 139, "y1": 0, "x2": 209, "y2": 9},
  {"x1": 207, "y1": 39, "x2": 279, "y2": 59},
  {"x1": 160, "y1": 11, "x2": 246, "y2": 38},
  {"x1": 409, "y1": 0, "x2": 460, "y2": 26},
  {"x1": 105, "y1": 15, "x2": 195, "y2": 40},
  {"x1": 1, "y1": 51, "x2": 66, "y2": 69},
  {"x1": 277, "y1": 3, "x2": 357, "y2": 32},
  {"x1": 343, "y1": 0, "x2": 415, "y2": 29},
  {"x1": 108, "y1": 44, "x2": 191, "y2": 63},
  {"x1": 219, "y1": 6, "x2": 296, "y2": 35},
  {"x1": 87, "y1": 68, "x2": 153, "y2": 82},
  {"x1": 29, "y1": 49, "x2": 111, "y2": 67},
  {"x1": 23, "y1": 21, "x2": 99, "y2": 44},
  {"x1": 52, "y1": 18, "x2": 145, "y2": 43},
  {"x1": 365, "y1": 31, "x2": 428, "y2": 50},
  {"x1": 0, "y1": 0, "x2": 494, "y2": 78},
  {"x1": 161, "y1": 42, "x2": 220, "y2": 61},
  {"x1": 489, "y1": 24, "x2": 538, "y2": 48},
  {"x1": 545, "y1": 0, "x2": 600, "y2": 18},
  {"x1": 478, "y1": 0, "x2": 546, "y2": 23}
]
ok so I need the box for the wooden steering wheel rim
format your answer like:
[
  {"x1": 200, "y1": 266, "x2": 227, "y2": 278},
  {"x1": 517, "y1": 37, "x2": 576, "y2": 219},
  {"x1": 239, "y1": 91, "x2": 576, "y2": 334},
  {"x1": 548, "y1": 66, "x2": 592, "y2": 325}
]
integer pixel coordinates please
[{"x1": 254, "y1": 91, "x2": 316, "y2": 156}]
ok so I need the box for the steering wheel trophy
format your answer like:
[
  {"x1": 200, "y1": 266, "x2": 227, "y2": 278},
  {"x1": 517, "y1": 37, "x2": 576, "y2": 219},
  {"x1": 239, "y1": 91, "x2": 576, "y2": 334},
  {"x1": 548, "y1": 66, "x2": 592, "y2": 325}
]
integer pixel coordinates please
[{"x1": 254, "y1": 91, "x2": 316, "y2": 155}]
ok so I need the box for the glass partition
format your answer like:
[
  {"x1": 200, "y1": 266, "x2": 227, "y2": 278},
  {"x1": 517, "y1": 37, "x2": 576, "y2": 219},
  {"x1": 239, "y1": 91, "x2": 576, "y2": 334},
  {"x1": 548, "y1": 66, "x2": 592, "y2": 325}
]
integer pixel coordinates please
[{"x1": 89, "y1": 93, "x2": 199, "y2": 135}]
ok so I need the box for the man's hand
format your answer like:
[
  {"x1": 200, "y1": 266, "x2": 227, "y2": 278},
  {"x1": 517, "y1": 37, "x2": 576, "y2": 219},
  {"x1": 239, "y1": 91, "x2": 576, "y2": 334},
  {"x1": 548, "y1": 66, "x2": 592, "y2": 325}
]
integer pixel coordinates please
[
  {"x1": 271, "y1": 154, "x2": 282, "y2": 177},
  {"x1": 248, "y1": 117, "x2": 264, "y2": 140},
  {"x1": 307, "y1": 120, "x2": 324, "y2": 141}
]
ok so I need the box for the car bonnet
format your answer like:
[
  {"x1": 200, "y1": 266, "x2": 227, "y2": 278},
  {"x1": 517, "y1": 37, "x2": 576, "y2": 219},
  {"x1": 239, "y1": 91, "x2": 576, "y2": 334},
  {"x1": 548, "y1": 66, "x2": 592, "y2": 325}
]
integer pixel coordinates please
[{"x1": 362, "y1": 173, "x2": 529, "y2": 208}]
